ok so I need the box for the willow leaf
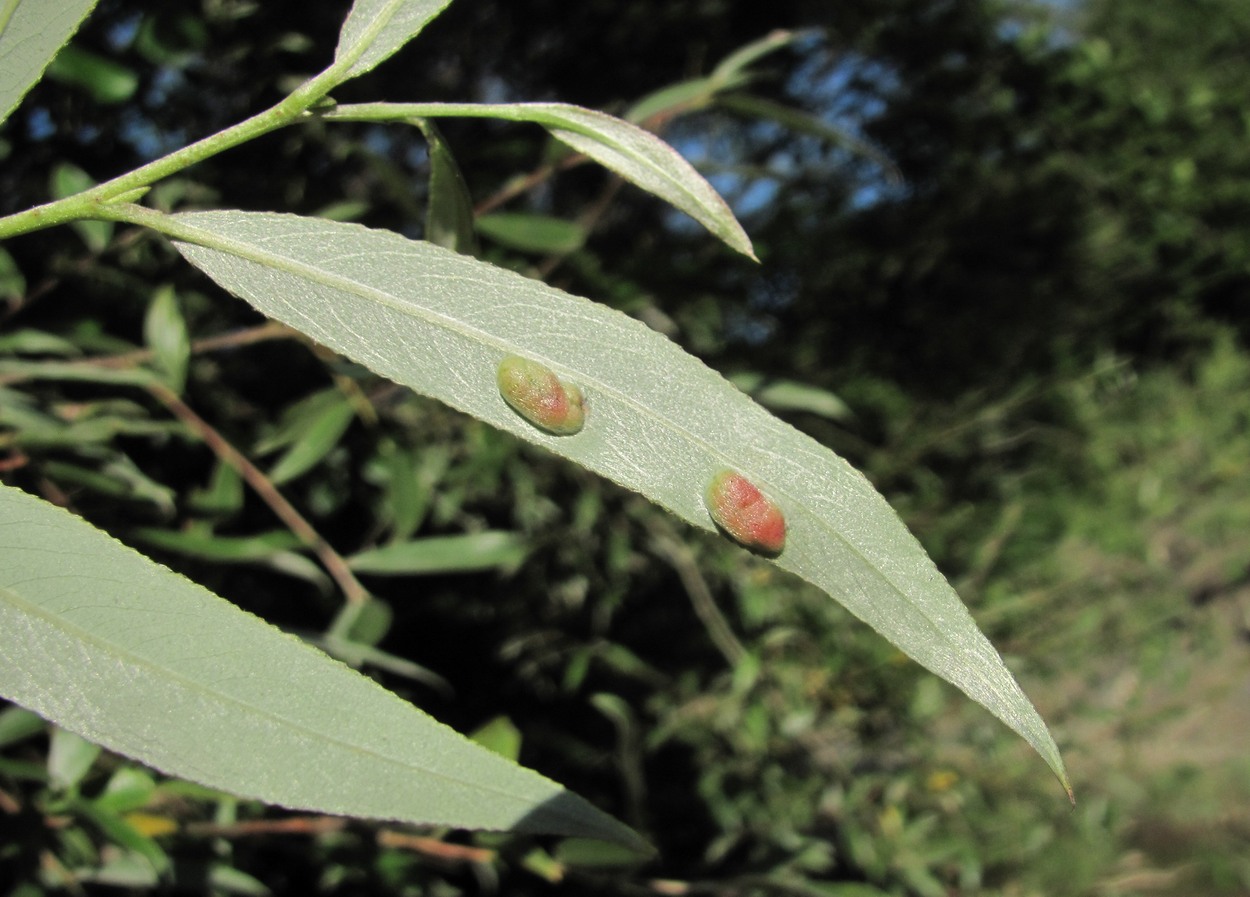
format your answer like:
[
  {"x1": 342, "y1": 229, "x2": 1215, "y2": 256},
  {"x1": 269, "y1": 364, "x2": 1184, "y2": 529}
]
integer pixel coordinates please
[
  {"x1": 167, "y1": 210, "x2": 1070, "y2": 795},
  {"x1": 0, "y1": 0, "x2": 99, "y2": 125},
  {"x1": 334, "y1": 0, "x2": 453, "y2": 81},
  {"x1": 416, "y1": 118, "x2": 478, "y2": 254},
  {"x1": 323, "y1": 101, "x2": 756, "y2": 259},
  {"x1": 0, "y1": 483, "x2": 647, "y2": 848}
]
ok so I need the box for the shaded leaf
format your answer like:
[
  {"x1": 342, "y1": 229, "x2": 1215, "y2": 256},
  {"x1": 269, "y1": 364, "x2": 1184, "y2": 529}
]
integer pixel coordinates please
[
  {"x1": 43, "y1": 455, "x2": 177, "y2": 514},
  {"x1": 709, "y1": 29, "x2": 803, "y2": 84},
  {"x1": 367, "y1": 441, "x2": 447, "y2": 542},
  {"x1": 328, "y1": 596, "x2": 393, "y2": 647},
  {"x1": 169, "y1": 211, "x2": 1068, "y2": 793},
  {"x1": 6, "y1": 401, "x2": 182, "y2": 449},
  {"x1": 717, "y1": 94, "x2": 902, "y2": 185},
  {"x1": 476, "y1": 213, "x2": 587, "y2": 255},
  {"x1": 45, "y1": 43, "x2": 138, "y2": 103},
  {"x1": 0, "y1": 483, "x2": 648, "y2": 848},
  {"x1": 206, "y1": 865, "x2": 270, "y2": 896},
  {"x1": 131, "y1": 526, "x2": 303, "y2": 562},
  {"x1": 0, "y1": 358, "x2": 157, "y2": 387},
  {"x1": 348, "y1": 531, "x2": 528, "y2": 575},
  {"x1": 75, "y1": 852, "x2": 160, "y2": 888},
  {"x1": 0, "y1": 328, "x2": 80, "y2": 355},
  {"x1": 0, "y1": 246, "x2": 27, "y2": 300},
  {"x1": 416, "y1": 118, "x2": 478, "y2": 254},
  {"x1": 626, "y1": 78, "x2": 715, "y2": 125},
  {"x1": 73, "y1": 799, "x2": 170, "y2": 875},
  {"x1": 187, "y1": 460, "x2": 244, "y2": 515},
  {"x1": 267, "y1": 399, "x2": 355, "y2": 485},
  {"x1": 320, "y1": 636, "x2": 451, "y2": 694},
  {"x1": 470, "y1": 716, "x2": 521, "y2": 762},
  {"x1": 556, "y1": 837, "x2": 648, "y2": 869},
  {"x1": 730, "y1": 372, "x2": 852, "y2": 421},
  {"x1": 143, "y1": 286, "x2": 190, "y2": 393},
  {"x1": 95, "y1": 767, "x2": 158, "y2": 814},
  {"x1": 0, "y1": 706, "x2": 44, "y2": 748},
  {"x1": 49, "y1": 726, "x2": 100, "y2": 790},
  {"x1": 254, "y1": 388, "x2": 356, "y2": 485},
  {"x1": 50, "y1": 162, "x2": 113, "y2": 252},
  {"x1": 627, "y1": 29, "x2": 801, "y2": 124},
  {"x1": 131, "y1": 526, "x2": 330, "y2": 590}
]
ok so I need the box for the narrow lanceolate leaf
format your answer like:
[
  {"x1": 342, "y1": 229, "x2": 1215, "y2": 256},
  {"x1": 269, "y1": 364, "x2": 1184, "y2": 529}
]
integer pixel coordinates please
[
  {"x1": 0, "y1": 0, "x2": 100, "y2": 125},
  {"x1": 333, "y1": 0, "x2": 453, "y2": 81},
  {"x1": 625, "y1": 30, "x2": 800, "y2": 126},
  {"x1": 348, "y1": 531, "x2": 528, "y2": 576},
  {"x1": 416, "y1": 119, "x2": 478, "y2": 255},
  {"x1": 476, "y1": 213, "x2": 587, "y2": 256},
  {"x1": 450, "y1": 103, "x2": 757, "y2": 260},
  {"x1": 0, "y1": 484, "x2": 648, "y2": 848},
  {"x1": 323, "y1": 102, "x2": 756, "y2": 260},
  {"x1": 167, "y1": 211, "x2": 1070, "y2": 796}
]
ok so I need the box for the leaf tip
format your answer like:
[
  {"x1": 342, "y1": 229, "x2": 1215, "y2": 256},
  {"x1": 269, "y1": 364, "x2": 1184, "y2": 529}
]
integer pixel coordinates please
[{"x1": 722, "y1": 227, "x2": 757, "y2": 262}]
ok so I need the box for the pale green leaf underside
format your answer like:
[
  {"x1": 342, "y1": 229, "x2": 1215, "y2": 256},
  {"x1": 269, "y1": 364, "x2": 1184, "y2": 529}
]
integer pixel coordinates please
[
  {"x1": 0, "y1": 0, "x2": 100, "y2": 125},
  {"x1": 0, "y1": 483, "x2": 646, "y2": 849},
  {"x1": 169, "y1": 211, "x2": 1068, "y2": 794},
  {"x1": 323, "y1": 101, "x2": 756, "y2": 260},
  {"x1": 334, "y1": 0, "x2": 452, "y2": 80}
]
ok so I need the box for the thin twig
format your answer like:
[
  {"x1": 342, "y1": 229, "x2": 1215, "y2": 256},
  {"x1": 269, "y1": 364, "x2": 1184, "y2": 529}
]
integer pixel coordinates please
[
  {"x1": 96, "y1": 320, "x2": 294, "y2": 368},
  {"x1": 473, "y1": 156, "x2": 584, "y2": 217},
  {"x1": 185, "y1": 815, "x2": 347, "y2": 838},
  {"x1": 0, "y1": 322, "x2": 294, "y2": 388},
  {"x1": 305, "y1": 340, "x2": 379, "y2": 426},
  {"x1": 0, "y1": 786, "x2": 20, "y2": 815},
  {"x1": 146, "y1": 382, "x2": 371, "y2": 605},
  {"x1": 534, "y1": 175, "x2": 625, "y2": 281},
  {"x1": 376, "y1": 830, "x2": 497, "y2": 865},
  {"x1": 0, "y1": 228, "x2": 147, "y2": 324},
  {"x1": 650, "y1": 532, "x2": 747, "y2": 667}
]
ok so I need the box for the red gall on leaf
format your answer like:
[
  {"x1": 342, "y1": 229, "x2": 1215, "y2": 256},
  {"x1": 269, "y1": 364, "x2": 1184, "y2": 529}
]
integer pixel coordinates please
[
  {"x1": 497, "y1": 355, "x2": 586, "y2": 436},
  {"x1": 705, "y1": 469, "x2": 786, "y2": 556}
]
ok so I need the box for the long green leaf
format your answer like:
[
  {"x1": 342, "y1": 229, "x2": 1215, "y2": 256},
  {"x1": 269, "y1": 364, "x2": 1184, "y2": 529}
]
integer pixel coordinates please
[
  {"x1": 416, "y1": 118, "x2": 478, "y2": 255},
  {"x1": 717, "y1": 93, "x2": 903, "y2": 185},
  {"x1": 626, "y1": 29, "x2": 802, "y2": 124},
  {"x1": 0, "y1": 484, "x2": 647, "y2": 848},
  {"x1": 476, "y1": 213, "x2": 587, "y2": 256},
  {"x1": 708, "y1": 29, "x2": 802, "y2": 85},
  {"x1": 323, "y1": 102, "x2": 756, "y2": 259},
  {"x1": 0, "y1": 0, "x2": 99, "y2": 125},
  {"x1": 333, "y1": 0, "x2": 453, "y2": 81},
  {"x1": 348, "y1": 531, "x2": 528, "y2": 575},
  {"x1": 166, "y1": 210, "x2": 1069, "y2": 795}
]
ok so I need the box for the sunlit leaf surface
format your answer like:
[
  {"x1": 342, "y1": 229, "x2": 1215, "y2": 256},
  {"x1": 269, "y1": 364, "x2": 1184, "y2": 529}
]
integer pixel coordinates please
[{"x1": 169, "y1": 211, "x2": 1069, "y2": 794}]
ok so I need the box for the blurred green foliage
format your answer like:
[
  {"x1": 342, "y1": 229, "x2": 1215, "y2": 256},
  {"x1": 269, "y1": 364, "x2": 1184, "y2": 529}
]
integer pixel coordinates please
[{"x1": 2, "y1": 0, "x2": 1249, "y2": 893}]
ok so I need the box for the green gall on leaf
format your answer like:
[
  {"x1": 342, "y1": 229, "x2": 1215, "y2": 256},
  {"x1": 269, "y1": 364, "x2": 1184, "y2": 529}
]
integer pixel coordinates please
[
  {"x1": 706, "y1": 469, "x2": 787, "y2": 556},
  {"x1": 497, "y1": 355, "x2": 586, "y2": 436}
]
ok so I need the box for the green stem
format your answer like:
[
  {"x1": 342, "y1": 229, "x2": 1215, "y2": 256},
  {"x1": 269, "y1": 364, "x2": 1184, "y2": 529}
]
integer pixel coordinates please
[
  {"x1": 0, "y1": 0, "x2": 443, "y2": 242},
  {"x1": 0, "y1": 70, "x2": 345, "y2": 243},
  {"x1": 320, "y1": 101, "x2": 592, "y2": 129}
]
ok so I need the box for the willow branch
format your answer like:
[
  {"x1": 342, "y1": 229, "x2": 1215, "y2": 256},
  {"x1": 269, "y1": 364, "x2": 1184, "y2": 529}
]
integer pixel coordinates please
[{"x1": 147, "y1": 382, "x2": 371, "y2": 606}]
